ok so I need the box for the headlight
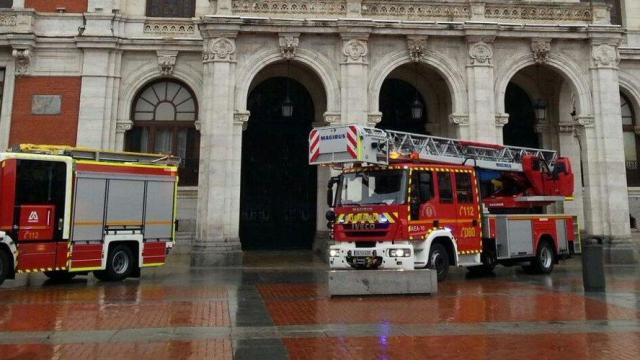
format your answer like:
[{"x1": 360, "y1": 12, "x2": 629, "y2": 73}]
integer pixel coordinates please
[
  {"x1": 329, "y1": 249, "x2": 339, "y2": 257},
  {"x1": 389, "y1": 248, "x2": 411, "y2": 257}
]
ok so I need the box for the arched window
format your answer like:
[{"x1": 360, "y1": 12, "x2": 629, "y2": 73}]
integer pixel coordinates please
[
  {"x1": 126, "y1": 80, "x2": 200, "y2": 186},
  {"x1": 621, "y1": 92, "x2": 640, "y2": 186},
  {"x1": 146, "y1": 0, "x2": 195, "y2": 18}
]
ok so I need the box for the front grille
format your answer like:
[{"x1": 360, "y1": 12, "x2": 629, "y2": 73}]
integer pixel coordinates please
[
  {"x1": 346, "y1": 232, "x2": 387, "y2": 238},
  {"x1": 355, "y1": 241, "x2": 376, "y2": 248}
]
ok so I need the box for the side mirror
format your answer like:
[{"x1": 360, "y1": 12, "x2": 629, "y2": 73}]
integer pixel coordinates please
[
  {"x1": 325, "y1": 210, "x2": 336, "y2": 222},
  {"x1": 327, "y1": 176, "x2": 339, "y2": 207}
]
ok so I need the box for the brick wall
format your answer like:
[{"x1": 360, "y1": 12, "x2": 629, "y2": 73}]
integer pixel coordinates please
[
  {"x1": 9, "y1": 76, "x2": 81, "y2": 146},
  {"x1": 25, "y1": 0, "x2": 88, "y2": 13}
]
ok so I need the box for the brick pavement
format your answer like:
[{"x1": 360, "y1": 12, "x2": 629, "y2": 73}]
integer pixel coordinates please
[{"x1": 0, "y1": 254, "x2": 638, "y2": 359}]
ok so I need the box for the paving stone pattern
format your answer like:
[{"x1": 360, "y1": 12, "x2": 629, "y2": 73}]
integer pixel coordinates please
[{"x1": 0, "y1": 253, "x2": 639, "y2": 359}]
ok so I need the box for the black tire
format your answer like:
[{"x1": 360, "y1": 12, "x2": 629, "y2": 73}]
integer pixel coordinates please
[
  {"x1": 468, "y1": 251, "x2": 497, "y2": 274},
  {"x1": 532, "y1": 241, "x2": 555, "y2": 274},
  {"x1": 0, "y1": 249, "x2": 10, "y2": 286},
  {"x1": 44, "y1": 271, "x2": 77, "y2": 282},
  {"x1": 94, "y1": 245, "x2": 134, "y2": 282},
  {"x1": 428, "y1": 243, "x2": 450, "y2": 282}
]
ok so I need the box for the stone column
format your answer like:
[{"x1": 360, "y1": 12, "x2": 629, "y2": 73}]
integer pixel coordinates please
[
  {"x1": 75, "y1": 47, "x2": 121, "y2": 149},
  {"x1": 466, "y1": 38, "x2": 497, "y2": 143},
  {"x1": 192, "y1": 33, "x2": 243, "y2": 266},
  {"x1": 586, "y1": 41, "x2": 637, "y2": 262},
  {"x1": 557, "y1": 122, "x2": 585, "y2": 231},
  {"x1": 340, "y1": 34, "x2": 369, "y2": 126}
]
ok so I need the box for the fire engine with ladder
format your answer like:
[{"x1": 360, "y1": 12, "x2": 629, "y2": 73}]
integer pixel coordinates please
[
  {"x1": 0, "y1": 145, "x2": 179, "y2": 286},
  {"x1": 309, "y1": 125, "x2": 577, "y2": 294}
]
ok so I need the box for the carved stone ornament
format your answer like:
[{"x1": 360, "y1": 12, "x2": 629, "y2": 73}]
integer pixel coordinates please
[
  {"x1": 279, "y1": 33, "x2": 299, "y2": 60},
  {"x1": 448, "y1": 113, "x2": 469, "y2": 126},
  {"x1": 575, "y1": 115, "x2": 595, "y2": 128},
  {"x1": 468, "y1": 42, "x2": 493, "y2": 65},
  {"x1": 115, "y1": 121, "x2": 133, "y2": 133},
  {"x1": 324, "y1": 112, "x2": 341, "y2": 125},
  {"x1": 531, "y1": 39, "x2": 551, "y2": 64},
  {"x1": 203, "y1": 37, "x2": 236, "y2": 62},
  {"x1": 367, "y1": 112, "x2": 382, "y2": 127},
  {"x1": 12, "y1": 48, "x2": 31, "y2": 75},
  {"x1": 157, "y1": 50, "x2": 178, "y2": 76},
  {"x1": 343, "y1": 39, "x2": 368, "y2": 64},
  {"x1": 234, "y1": 111, "x2": 250, "y2": 131},
  {"x1": 495, "y1": 114, "x2": 509, "y2": 127},
  {"x1": 407, "y1": 37, "x2": 428, "y2": 63},
  {"x1": 592, "y1": 44, "x2": 619, "y2": 68}
]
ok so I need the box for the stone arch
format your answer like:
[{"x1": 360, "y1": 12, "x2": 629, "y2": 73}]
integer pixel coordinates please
[
  {"x1": 619, "y1": 71, "x2": 640, "y2": 119},
  {"x1": 368, "y1": 50, "x2": 467, "y2": 116},
  {"x1": 235, "y1": 48, "x2": 339, "y2": 115},
  {"x1": 118, "y1": 62, "x2": 203, "y2": 127},
  {"x1": 115, "y1": 62, "x2": 202, "y2": 151},
  {"x1": 495, "y1": 53, "x2": 593, "y2": 117}
]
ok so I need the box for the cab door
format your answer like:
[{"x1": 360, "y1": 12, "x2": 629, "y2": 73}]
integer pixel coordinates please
[
  {"x1": 454, "y1": 171, "x2": 482, "y2": 253},
  {"x1": 433, "y1": 171, "x2": 458, "y2": 234},
  {"x1": 13, "y1": 159, "x2": 68, "y2": 272}
]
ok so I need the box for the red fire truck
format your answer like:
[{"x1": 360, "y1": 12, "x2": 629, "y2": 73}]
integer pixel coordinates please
[
  {"x1": 310, "y1": 125, "x2": 577, "y2": 281},
  {"x1": 0, "y1": 145, "x2": 179, "y2": 286}
]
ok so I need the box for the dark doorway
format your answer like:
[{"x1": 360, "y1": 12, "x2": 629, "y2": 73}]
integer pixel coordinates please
[
  {"x1": 240, "y1": 77, "x2": 317, "y2": 250},
  {"x1": 503, "y1": 83, "x2": 539, "y2": 148},
  {"x1": 378, "y1": 78, "x2": 428, "y2": 134}
]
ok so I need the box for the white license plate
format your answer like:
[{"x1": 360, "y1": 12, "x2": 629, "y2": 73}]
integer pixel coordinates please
[{"x1": 353, "y1": 249, "x2": 373, "y2": 257}]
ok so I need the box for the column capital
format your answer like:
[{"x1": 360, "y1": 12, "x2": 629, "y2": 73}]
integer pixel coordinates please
[
  {"x1": 558, "y1": 122, "x2": 575, "y2": 133},
  {"x1": 115, "y1": 120, "x2": 133, "y2": 133},
  {"x1": 367, "y1": 112, "x2": 382, "y2": 127},
  {"x1": 449, "y1": 113, "x2": 469, "y2": 127},
  {"x1": 203, "y1": 35, "x2": 237, "y2": 63},
  {"x1": 575, "y1": 115, "x2": 595, "y2": 128},
  {"x1": 495, "y1": 113, "x2": 509, "y2": 128},
  {"x1": 323, "y1": 112, "x2": 341, "y2": 126},
  {"x1": 234, "y1": 111, "x2": 250, "y2": 131}
]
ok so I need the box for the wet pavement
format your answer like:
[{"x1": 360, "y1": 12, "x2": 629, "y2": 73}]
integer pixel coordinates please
[{"x1": 1, "y1": 252, "x2": 639, "y2": 359}]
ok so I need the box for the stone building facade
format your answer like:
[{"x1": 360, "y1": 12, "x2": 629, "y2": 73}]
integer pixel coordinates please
[{"x1": 0, "y1": 0, "x2": 639, "y2": 264}]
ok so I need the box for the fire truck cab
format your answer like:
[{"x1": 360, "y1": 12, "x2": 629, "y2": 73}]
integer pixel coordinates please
[
  {"x1": 0, "y1": 145, "x2": 178, "y2": 286},
  {"x1": 311, "y1": 125, "x2": 577, "y2": 282}
]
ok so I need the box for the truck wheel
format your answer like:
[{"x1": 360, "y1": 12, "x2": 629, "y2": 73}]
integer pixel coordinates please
[
  {"x1": 44, "y1": 271, "x2": 77, "y2": 282},
  {"x1": 0, "y1": 249, "x2": 9, "y2": 286},
  {"x1": 428, "y1": 243, "x2": 449, "y2": 282},
  {"x1": 532, "y1": 241, "x2": 555, "y2": 274},
  {"x1": 94, "y1": 245, "x2": 134, "y2": 282}
]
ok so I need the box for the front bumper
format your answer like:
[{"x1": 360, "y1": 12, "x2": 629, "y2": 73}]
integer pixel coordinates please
[{"x1": 328, "y1": 242, "x2": 414, "y2": 270}]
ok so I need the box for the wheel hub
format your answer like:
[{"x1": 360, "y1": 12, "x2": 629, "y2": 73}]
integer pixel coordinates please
[{"x1": 112, "y1": 251, "x2": 129, "y2": 274}]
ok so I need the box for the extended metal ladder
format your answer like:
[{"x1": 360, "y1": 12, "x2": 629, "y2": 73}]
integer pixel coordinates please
[
  {"x1": 14, "y1": 144, "x2": 180, "y2": 166},
  {"x1": 384, "y1": 129, "x2": 557, "y2": 172}
]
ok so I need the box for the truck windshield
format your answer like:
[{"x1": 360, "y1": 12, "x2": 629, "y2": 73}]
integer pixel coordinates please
[{"x1": 338, "y1": 170, "x2": 407, "y2": 206}]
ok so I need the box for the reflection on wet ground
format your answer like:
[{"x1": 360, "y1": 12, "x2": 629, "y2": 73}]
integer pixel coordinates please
[{"x1": 1, "y1": 252, "x2": 639, "y2": 359}]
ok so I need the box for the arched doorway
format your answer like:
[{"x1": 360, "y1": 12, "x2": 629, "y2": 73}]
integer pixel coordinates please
[
  {"x1": 503, "y1": 83, "x2": 539, "y2": 148},
  {"x1": 240, "y1": 76, "x2": 317, "y2": 250},
  {"x1": 377, "y1": 63, "x2": 452, "y2": 136},
  {"x1": 378, "y1": 79, "x2": 427, "y2": 134}
]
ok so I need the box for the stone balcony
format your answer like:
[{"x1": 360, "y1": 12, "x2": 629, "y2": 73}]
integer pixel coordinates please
[{"x1": 228, "y1": 0, "x2": 611, "y2": 24}]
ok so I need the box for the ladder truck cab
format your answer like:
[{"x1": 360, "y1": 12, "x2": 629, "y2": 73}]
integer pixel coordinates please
[
  {"x1": 309, "y1": 125, "x2": 577, "y2": 281},
  {"x1": 0, "y1": 145, "x2": 179, "y2": 286}
]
